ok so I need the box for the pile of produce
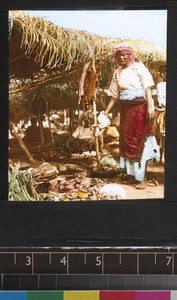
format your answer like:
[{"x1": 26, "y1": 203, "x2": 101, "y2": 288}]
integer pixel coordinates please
[
  {"x1": 8, "y1": 160, "x2": 127, "y2": 202},
  {"x1": 99, "y1": 184, "x2": 127, "y2": 200},
  {"x1": 53, "y1": 176, "x2": 104, "y2": 201},
  {"x1": 48, "y1": 176, "x2": 127, "y2": 201},
  {"x1": 32, "y1": 162, "x2": 59, "y2": 181},
  {"x1": 9, "y1": 165, "x2": 41, "y2": 201},
  {"x1": 71, "y1": 151, "x2": 96, "y2": 159},
  {"x1": 92, "y1": 154, "x2": 119, "y2": 173}
]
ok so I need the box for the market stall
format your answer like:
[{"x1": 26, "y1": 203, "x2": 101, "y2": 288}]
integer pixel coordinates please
[{"x1": 8, "y1": 11, "x2": 166, "y2": 201}]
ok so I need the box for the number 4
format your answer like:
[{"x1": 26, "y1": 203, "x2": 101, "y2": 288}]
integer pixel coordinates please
[{"x1": 61, "y1": 256, "x2": 67, "y2": 265}]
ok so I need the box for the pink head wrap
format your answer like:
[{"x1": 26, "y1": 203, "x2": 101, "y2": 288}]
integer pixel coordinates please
[{"x1": 114, "y1": 46, "x2": 135, "y2": 66}]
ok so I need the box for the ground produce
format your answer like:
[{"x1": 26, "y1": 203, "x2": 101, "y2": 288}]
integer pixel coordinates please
[{"x1": 9, "y1": 168, "x2": 41, "y2": 201}]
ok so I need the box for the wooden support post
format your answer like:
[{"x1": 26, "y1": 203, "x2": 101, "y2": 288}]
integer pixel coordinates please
[
  {"x1": 38, "y1": 114, "x2": 45, "y2": 144},
  {"x1": 44, "y1": 98, "x2": 55, "y2": 143},
  {"x1": 63, "y1": 109, "x2": 67, "y2": 125},
  {"x1": 69, "y1": 108, "x2": 73, "y2": 135},
  {"x1": 37, "y1": 99, "x2": 45, "y2": 144},
  {"x1": 100, "y1": 133, "x2": 104, "y2": 150},
  {"x1": 93, "y1": 96, "x2": 100, "y2": 161}
]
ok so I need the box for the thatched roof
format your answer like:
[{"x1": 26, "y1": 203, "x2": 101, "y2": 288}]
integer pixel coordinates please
[
  {"x1": 9, "y1": 82, "x2": 79, "y2": 123},
  {"x1": 9, "y1": 10, "x2": 166, "y2": 81},
  {"x1": 9, "y1": 10, "x2": 103, "y2": 80},
  {"x1": 9, "y1": 10, "x2": 166, "y2": 123}
]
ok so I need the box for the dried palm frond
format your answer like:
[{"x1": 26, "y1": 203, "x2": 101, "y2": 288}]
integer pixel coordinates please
[
  {"x1": 9, "y1": 10, "x2": 166, "y2": 123},
  {"x1": 9, "y1": 10, "x2": 166, "y2": 78}
]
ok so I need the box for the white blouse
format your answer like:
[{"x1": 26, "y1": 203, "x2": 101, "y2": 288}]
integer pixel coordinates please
[
  {"x1": 107, "y1": 62, "x2": 154, "y2": 99},
  {"x1": 157, "y1": 81, "x2": 166, "y2": 107}
]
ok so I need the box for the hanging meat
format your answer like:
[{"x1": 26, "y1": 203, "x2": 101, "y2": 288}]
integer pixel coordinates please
[
  {"x1": 78, "y1": 62, "x2": 90, "y2": 104},
  {"x1": 84, "y1": 66, "x2": 98, "y2": 107}
]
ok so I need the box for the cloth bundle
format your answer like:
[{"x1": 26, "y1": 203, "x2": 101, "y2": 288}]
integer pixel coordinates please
[{"x1": 97, "y1": 111, "x2": 111, "y2": 129}]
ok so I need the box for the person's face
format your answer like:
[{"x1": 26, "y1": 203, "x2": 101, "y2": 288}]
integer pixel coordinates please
[
  {"x1": 159, "y1": 68, "x2": 166, "y2": 81},
  {"x1": 116, "y1": 51, "x2": 131, "y2": 67}
]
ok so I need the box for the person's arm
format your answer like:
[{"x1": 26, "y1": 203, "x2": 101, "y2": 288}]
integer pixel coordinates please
[
  {"x1": 104, "y1": 69, "x2": 119, "y2": 116},
  {"x1": 104, "y1": 97, "x2": 118, "y2": 116},
  {"x1": 136, "y1": 62, "x2": 155, "y2": 119},
  {"x1": 145, "y1": 87, "x2": 155, "y2": 119},
  {"x1": 157, "y1": 83, "x2": 162, "y2": 106},
  {"x1": 157, "y1": 83, "x2": 166, "y2": 107},
  {"x1": 72, "y1": 127, "x2": 80, "y2": 139}
]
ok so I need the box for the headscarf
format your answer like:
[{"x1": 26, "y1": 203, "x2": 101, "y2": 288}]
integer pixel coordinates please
[
  {"x1": 158, "y1": 65, "x2": 166, "y2": 72},
  {"x1": 114, "y1": 46, "x2": 135, "y2": 66}
]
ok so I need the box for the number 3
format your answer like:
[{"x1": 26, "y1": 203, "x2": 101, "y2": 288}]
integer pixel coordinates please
[{"x1": 26, "y1": 256, "x2": 31, "y2": 266}]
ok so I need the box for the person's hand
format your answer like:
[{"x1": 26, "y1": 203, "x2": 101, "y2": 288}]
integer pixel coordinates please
[
  {"x1": 147, "y1": 107, "x2": 155, "y2": 120},
  {"x1": 104, "y1": 110, "x2": 108, "y2": 116}
]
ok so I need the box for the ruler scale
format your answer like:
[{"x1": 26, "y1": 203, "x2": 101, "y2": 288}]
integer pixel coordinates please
[{"x1": 0, "y1": 247, "x2": 177, "y2": 290}]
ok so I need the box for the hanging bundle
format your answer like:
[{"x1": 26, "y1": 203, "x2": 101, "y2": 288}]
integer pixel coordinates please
[
  {"x1": 84, "y1": 66, "x2": 98, "y2": 107},
  {"x1": 78, "y1": 62, "x2": 90, "y2": 104}
]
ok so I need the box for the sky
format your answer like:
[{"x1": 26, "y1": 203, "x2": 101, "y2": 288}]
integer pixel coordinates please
[{"x1": 26, "y1": 10, "x2": 167, "y2": 47}]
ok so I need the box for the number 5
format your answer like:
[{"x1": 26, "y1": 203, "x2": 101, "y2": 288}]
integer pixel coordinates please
[{"x1": 96, "y1": 256, "x2": 102, "y2": 266}]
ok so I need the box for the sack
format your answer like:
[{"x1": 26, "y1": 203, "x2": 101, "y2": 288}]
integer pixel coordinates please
[{"x1": 105, "y1": 126, "x2": 119, "y2": 138}]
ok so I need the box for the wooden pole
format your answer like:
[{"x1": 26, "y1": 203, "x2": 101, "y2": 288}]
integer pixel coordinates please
[
  {"x1": 93, "y1": 95, "x2": 100, "y2": 161},
  {"x1": 9, "y1": 121, "x2": 36, "y2": 164},
  {"x1": 38, "y1": 113, "x2": 45, "y2": 144},
  {"x1": 37, "y1": 99, "x2": 45, "y2": 144},
  {"x1": 69, "y1": 108, "x2": 72, "y2": 135},
  {"x1": 63, "y1": 109, "x2": 67, "y2": 125},
  {"x1": 91, "y1": 55, "x2": 100, "y2": 161},
  {"x1": 44, "y1": 98, "x2": 55, "y2": 143}
]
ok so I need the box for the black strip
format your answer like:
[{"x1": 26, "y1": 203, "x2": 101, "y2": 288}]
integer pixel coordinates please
[
  {"x1": 3, "y1": 275, "x2": 20, "y2": 290},
  {"x1": 0, "y1": 202, "x2": 176, "y2": 246},
  {"x1": 165, "y1": 1, "x2": 177, "y2": 201},
  {"x1": 0, "y1": 0, "x2": 170, "y2": 10},
  {"x1": 0, "y1": 12, "x2": 8, "y2": 201},
  {"x1": 1, "y1": 274, "x2": 177, "y2": 290}
]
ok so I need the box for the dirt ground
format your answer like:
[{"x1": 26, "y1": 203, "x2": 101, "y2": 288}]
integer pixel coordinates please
[
  {"x1": 9, "y1": 130, "x2": 165, "y2": 201},
  {"x1": 94, "y1": 160, "x2": 164, "y2": 200},
  {"x1": 119, "y1": 162, "x2": 164, "y2": 200},
  {"x1": 121, "y1": 181, "x2": 164, "y2": 200},
  {"x1": 9, "y1": 152, "x2": 164, "y2": 201}
]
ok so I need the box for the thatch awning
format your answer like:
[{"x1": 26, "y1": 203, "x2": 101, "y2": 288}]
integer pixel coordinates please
[
  {"x1": 9, "y1": 10, "x2": 104, "y2": 80},
  {"x1": 9, "y1": 10, "x2": 166, "y2": 81},
  {"x1": 9, "y1": 10, "x2": 166, "y2": 123}
]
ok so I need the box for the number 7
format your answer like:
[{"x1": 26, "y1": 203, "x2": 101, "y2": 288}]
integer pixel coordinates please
[{"x1": 166, "y1": 256, "x2": 172, "y2": 266}]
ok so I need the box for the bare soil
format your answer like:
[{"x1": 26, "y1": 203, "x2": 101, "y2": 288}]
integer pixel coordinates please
[
  {"x1": 9, "y1": 152, "x2": 164, "y2": 201},
  {"x1": 119, "y1": 164, "x2": 164, "y2": 200}
]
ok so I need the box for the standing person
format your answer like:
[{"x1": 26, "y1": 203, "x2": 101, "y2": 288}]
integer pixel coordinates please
[
  {"x1": 156, "y1": 64, "x2": 166, "y2": 164},
  {"x1": 104, "y1": 46, "x2": 160, "y2": 189},
  {"x1": 157, "y1": 64, "x2": 166, "y2": 108}
]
